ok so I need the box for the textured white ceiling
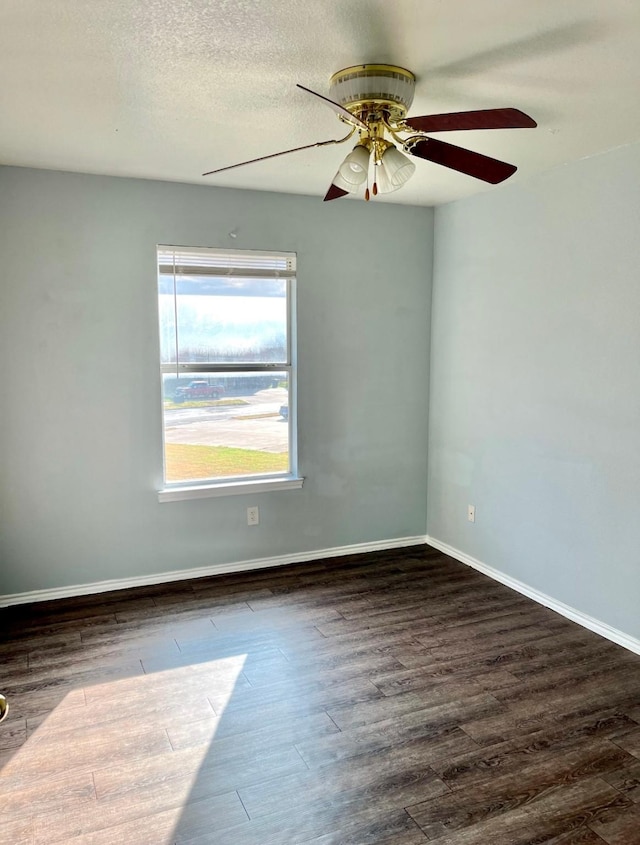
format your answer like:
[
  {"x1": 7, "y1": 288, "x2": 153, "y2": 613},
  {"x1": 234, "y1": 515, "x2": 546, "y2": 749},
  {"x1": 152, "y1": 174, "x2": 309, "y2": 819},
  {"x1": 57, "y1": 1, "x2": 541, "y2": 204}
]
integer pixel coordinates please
[{"x1": 1, "y1": 0, "x2": 639, "y2": 206}]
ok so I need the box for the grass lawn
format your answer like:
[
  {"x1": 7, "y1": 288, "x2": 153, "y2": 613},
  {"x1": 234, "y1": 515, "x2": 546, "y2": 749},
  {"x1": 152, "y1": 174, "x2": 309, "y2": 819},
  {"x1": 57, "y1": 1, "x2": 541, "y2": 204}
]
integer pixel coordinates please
[{"x1": 165, "y1": 443, "x2": 288, "y2": 482}]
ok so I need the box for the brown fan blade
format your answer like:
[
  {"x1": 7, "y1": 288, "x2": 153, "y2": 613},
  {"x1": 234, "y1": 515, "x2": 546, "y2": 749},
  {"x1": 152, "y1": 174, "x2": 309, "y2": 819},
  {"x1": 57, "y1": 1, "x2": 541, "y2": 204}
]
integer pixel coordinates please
[
  {"x1": 324, "y1": 183, "x2": 349, "y2": 202},
  {"x1": 407, "y1": 137, "x2": 517, "y2": 184},
  {"x1": 203, "y1": 134, "x2": 354, "y2": 176},
  {"x1": 297, "y1": 84, "x2": 368, "y2": 131},
  {"x1": 404, "y1": 107, "x2": 536, "y2": 133}
]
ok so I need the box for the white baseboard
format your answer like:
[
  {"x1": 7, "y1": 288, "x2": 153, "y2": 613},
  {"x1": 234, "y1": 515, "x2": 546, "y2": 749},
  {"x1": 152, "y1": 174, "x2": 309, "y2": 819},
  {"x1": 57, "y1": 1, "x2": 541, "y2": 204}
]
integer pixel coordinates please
[
  {"x1": 426, "y1": 535, "x2": 640, "y2": 657},
  {"x1": 0, "y1": 535, "x2": 428, "y2": 608},
  {"x1": 8, "y1": 533, "x2": 638, "y2": 659}
]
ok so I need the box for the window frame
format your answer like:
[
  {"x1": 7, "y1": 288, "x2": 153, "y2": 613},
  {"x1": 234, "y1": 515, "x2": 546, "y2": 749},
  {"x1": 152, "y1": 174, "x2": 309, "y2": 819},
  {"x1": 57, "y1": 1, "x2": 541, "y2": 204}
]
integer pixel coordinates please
[{"x1": 156, "y1": 245, "x2": 302, "y2": 502}]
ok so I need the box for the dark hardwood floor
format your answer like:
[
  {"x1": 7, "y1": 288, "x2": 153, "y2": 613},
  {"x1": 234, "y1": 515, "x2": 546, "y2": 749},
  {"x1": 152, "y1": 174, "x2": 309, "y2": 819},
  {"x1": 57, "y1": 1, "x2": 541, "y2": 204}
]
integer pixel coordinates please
[{"x1": 1, "y1": 545, "x2": 640, "y2": 844}]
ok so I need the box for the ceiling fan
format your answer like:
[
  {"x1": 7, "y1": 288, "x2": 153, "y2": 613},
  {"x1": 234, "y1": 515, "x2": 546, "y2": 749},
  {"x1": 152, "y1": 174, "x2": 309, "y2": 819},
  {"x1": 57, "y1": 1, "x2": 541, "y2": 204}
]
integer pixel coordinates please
[{"x1": 203, "y1": 64, "x2": 536, "y2": 201}]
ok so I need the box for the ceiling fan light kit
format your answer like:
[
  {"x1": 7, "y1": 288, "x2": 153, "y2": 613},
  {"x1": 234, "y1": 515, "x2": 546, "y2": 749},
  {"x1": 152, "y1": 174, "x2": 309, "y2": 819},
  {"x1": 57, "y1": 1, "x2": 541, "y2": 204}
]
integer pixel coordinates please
[{"x1": 203, "y1": 63, "x2": 536, "y2": 202}]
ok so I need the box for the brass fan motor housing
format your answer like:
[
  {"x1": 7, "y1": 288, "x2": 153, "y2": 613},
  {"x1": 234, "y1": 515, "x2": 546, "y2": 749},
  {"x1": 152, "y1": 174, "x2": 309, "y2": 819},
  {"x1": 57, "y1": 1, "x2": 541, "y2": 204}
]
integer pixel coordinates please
[{"x1": 329, "y1": 64, "x2": 416, "y2": 125}]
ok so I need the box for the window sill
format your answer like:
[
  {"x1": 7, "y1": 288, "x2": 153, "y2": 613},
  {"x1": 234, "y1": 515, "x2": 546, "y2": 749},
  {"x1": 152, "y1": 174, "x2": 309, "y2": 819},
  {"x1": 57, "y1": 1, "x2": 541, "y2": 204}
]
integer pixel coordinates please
[{"x1": 158, "y1": 476, "x2": 304, "y2": 502}]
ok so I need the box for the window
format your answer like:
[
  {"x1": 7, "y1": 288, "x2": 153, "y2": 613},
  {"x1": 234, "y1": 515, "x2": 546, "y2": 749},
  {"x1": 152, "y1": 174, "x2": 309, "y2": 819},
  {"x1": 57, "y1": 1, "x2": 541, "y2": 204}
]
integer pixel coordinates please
[{"x1": 157, "y1": 245, "x2": 301, "y2": 500}]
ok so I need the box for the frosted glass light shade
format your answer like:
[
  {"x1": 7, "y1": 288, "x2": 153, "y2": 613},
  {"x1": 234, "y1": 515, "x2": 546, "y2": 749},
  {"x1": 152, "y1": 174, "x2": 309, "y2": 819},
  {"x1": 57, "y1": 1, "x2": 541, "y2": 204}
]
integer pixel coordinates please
[
  {"x1": 329, "y1": 169, "x2": 360, "y2": 194},
  {"x1": 338, "y1": 145, "x2": 370, "y2": 186},
  {"x1": 375, "y1": 162, "x2": 402, "y2": 194},
  {"x1": 380, "y1": 146, "x2": 416, "y2": 187}
]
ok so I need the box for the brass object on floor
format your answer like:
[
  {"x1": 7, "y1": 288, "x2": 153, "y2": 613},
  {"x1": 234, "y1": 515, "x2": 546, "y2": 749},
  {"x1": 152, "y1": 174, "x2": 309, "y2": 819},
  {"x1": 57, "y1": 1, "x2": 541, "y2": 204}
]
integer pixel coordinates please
[{"x1": 0, "y1": 693, "x2": 8, "y2": 723}]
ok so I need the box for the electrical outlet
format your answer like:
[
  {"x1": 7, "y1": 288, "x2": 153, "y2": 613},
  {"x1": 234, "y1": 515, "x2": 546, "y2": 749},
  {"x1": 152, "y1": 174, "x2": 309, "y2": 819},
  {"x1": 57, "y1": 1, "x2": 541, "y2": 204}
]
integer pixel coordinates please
[
  {"x1": 247, "y1": 506, "x2": 259, "y2": 526},
  {"x1": 467, "y1": 505, "x2": 475, "y2": 523}
]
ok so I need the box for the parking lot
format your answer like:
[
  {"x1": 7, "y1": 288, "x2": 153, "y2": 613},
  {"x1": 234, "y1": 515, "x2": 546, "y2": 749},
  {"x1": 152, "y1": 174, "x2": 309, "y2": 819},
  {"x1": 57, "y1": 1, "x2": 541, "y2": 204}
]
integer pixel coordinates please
[{"x1": 163, "y1": 388, "x2": 288, "y2": 453}]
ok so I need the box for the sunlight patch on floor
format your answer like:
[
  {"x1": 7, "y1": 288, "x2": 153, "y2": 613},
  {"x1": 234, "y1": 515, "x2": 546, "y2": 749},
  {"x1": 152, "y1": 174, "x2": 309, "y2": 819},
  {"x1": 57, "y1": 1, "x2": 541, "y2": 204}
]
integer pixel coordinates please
[{"x1": 0, "y1": 655, "x2": 248, "y2": 845}]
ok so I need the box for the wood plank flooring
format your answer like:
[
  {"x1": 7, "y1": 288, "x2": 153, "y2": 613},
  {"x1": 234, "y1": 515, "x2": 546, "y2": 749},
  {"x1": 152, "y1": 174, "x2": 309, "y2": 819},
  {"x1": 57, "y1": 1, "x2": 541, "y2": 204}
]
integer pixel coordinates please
[{"x1": 1, "y1": 545, "x2": 640, "y2": 844}]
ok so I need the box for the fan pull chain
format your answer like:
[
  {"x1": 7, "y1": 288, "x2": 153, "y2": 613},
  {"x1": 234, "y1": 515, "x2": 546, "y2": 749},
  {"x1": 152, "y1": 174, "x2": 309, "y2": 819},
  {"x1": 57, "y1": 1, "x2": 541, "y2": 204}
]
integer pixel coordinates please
[{"x1": 366, "y1": 155, "x2": 380, "y2": 201}]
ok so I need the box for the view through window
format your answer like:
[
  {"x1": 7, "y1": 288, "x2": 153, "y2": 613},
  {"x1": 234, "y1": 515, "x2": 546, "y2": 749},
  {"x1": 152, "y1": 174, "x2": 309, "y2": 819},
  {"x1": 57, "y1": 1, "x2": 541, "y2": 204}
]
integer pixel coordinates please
[{"x1": 157, "y1": 246, "x2": 296, "y2": 487}]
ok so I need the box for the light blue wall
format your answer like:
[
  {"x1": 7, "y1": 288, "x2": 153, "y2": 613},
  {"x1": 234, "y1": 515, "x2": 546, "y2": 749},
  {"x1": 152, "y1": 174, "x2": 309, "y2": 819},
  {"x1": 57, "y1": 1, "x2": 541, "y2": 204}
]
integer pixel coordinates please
[
  {"x1": 0, "y1": 167, "x2": 433, "y2": 596},
  {"x1": 428, "y1": 142, "x2": 640, "y2": 639}
]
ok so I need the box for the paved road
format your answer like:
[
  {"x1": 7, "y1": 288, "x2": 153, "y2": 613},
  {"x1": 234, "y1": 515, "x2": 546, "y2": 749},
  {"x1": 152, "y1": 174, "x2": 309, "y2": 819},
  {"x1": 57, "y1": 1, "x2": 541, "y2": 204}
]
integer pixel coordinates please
[{"x1": 164, "y1": 388, "x2": 288, "y2": 453}]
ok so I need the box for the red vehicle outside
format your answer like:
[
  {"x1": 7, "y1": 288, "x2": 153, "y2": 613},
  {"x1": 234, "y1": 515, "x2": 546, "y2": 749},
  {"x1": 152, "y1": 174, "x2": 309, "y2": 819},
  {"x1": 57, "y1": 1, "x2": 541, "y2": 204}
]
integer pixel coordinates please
[{"x1": 173, "y1": 380, "x2": 224, "y2": 402}]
